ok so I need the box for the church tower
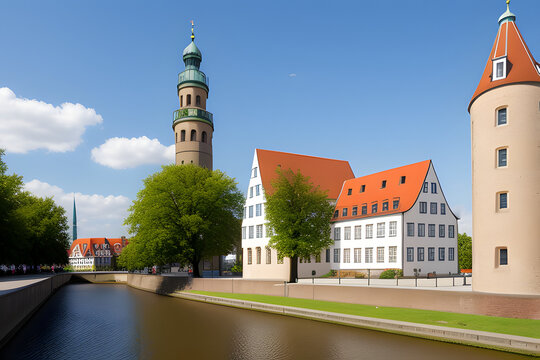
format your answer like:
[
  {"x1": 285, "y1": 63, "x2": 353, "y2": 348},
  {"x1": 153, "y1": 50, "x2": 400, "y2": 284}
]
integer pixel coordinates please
[
  {"x1": 173, "y1": 22, "x2": 213, "y2": 170},
  {"x1": 469, "y1": 1, "x2": 540, "y2": 295}
]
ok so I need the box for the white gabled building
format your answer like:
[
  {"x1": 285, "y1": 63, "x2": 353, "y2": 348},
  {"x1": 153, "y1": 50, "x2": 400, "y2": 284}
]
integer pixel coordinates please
[
  {"x1": 330, "y1": 160, "x2": 459, "y2": 277},
  {"x1": 241, "y1": 149, "x2": 355, "y2": 280}
]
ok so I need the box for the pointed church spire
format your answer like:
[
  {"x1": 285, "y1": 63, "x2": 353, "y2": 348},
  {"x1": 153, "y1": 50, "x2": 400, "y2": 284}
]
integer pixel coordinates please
[{"x1": 72, "y1": 197, "x2": 78, "y2": 242}]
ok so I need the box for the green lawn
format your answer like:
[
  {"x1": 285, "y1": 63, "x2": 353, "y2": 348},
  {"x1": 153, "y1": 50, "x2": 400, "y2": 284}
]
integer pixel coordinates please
[{"x1": 187, "y1": 290, "x2": 540, "y2": 339}]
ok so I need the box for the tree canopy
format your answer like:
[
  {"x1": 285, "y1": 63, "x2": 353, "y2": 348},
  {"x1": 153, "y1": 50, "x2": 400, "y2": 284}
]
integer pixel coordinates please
[
  {"x1": 0, "y1": 149, "x2": 70, "y2": 265},
  {"x1": 119, "y1": 164, "x2": 244, "y2": 276},
  {"x1": 458, "y1": 233, "x2": 472, "y2": 270},
  {"x1": 265, "y1": 168, "x2": 334, "y2": 282}
]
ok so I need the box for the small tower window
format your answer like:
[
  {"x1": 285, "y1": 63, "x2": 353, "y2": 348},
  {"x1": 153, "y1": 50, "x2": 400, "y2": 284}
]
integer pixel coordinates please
[
  {"x1": 498, "y1": 192, "x2": 508, "y2": 210},
  {"x1": 381, "y1": 180, "x2": 387, "y2": 189},
  {"x1": 196, "y1": 95, "x2": 201, "y2": 106},
  {"x1": 497, "y1": 108, "x2": 507, "y2": 126},
  {"x1": 180, "y1": 96, "x2": 183, "y2": 107},
  {"x1": 175, "y1": 132, "x2": 178, "y2": 143},
  {"x1": 190, "y1": 129, "x2": 197, "y2": 141},
  {"x1": 187, "y1": 94, "x2": 192, "y2": 105},
  {"x1": 400, "y1": 176, "x2": 406, "y2": 184},
  {"x1": 497, "y1": 148, "x2": 508, "y2": 167},
  {"x1": 180, "y1": 130, "x2": 186, "y2": 142},
  {"x1": 492, "y1": 57, "x2": 507, "y2": 81},
  {"x1": 202, "y1": 131, "x2": 207, "y2": 143}
]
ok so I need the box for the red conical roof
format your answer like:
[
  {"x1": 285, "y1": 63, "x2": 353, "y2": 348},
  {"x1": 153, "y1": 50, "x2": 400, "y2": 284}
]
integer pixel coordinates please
[{"x1": 469, "y1": 8, "x2": 540, "y2": 111}]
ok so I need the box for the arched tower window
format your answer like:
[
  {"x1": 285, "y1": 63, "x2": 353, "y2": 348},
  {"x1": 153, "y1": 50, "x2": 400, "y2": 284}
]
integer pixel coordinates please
[
  {"x1": 180, "y1": 130, "x2": 186, "y2": 142},
  {"x1": 175, "y1": 132, "x2": 178, "y2": 143},
  {"x1": 202, "y1": 131, "x2": 207, "y2": 143},
  {"x1": 191, "y1": 129, "x2": 197, "y2": 141},
  {"x1": 180, "y1": 96, "x2": 183, "y2": 107},
  {"x1": 196, "y1": 95, "x2": 201, "y2": 106},
  {"x1": 187, "y1": 94, "x2": 192, "y2": 105}
]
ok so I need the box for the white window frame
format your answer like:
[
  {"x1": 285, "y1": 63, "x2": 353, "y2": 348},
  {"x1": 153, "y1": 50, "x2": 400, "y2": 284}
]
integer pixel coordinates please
[
  {"x1": 492, "y1": 57, "x2": 507, "y2": 81},
  {"x1": 365, "y1": 247, "x2": 373, "y2": 263},
  {"x1": 354, "y1": 248, "x2": 361, "y2": 263},
  {"x1": 389, "y1": 221, "x2": 397, "y2": 237},
  {"x1": 389, "y1": 246, "x2": 397, "y2": 263},
  {"x1": 344, "y1": 226, "x2": 351, "y2": 240},
  {"x1": 377, "y1": 247, "x2": 384, "y2": 263},
  {"x1": 354, "y1": 225, "x2": 362, "y2": 239},
  {"x1": 377, "y1": 223, "x2": 385, "y2": 238},
  {"x1": 255, "y1": 203, "x2": 262, "y2": 216},
  {"x1": 248, "y1": 226, "x2": 254, "y2": 239},
  {"x1": 366, "y1": 224, "x2": 373, "y2": 239},
  {"x1": 256, "y1": 225, "x2": 263, "y2": 238},
  {"x1": 334, "y1": 227, "x2": 341, "y2": 240},
  {"x1": 343, "y1": 248, "x2": 351, "y2": 263}
]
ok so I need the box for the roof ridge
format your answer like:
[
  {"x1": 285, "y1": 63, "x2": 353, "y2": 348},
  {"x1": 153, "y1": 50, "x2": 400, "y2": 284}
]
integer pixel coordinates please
[{"x1": 257, "y1": 148, "x2": 350, "y2": 163}]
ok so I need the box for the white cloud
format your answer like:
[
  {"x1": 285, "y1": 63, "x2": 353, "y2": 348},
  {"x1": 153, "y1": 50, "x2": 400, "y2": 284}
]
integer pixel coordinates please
[
  {"x1": 24, "y1": 179, "x2": 131, "y2": 239},
  {"x1": 0, "y1": 87, "x2": 103, "y2": 153},
  {"x1": 288, "y1": 73, "x2": 297, "y2": 78},
  {"x1": 453, "y1": 205, "x2": 472, "y2": 236},
  {"x1": 91, "y1": 136, "x2": 174, "y2": 169}
]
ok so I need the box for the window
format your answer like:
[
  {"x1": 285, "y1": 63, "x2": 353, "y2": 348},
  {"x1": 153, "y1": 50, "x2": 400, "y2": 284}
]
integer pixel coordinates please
[
  {"x1": 431, "y1": 183, "x2": 437, "y2": 194},
  {"x1": 343, "y1": 208, "x2": 348, "y2": 217},
  {"x1": 428, "y1": 247, "x2": 435, "y2": 261},
  {"x1": 190, "y1": 130, "x2": 197, "y2": 141},
  {"x1": 249, "y1": 205, "x2": 253, "y2": 218},
  {"x1": 366, "y1": 224, "x2": 373, "y2": 239},
  {"x1": 393, "y1": 200, "x2": 399, "y2": 210},
  {"x1": 354, "y1": 225, "x2": 362, "y2": 239},
  {"x1": 497, "y1": 108, "x2": 507, "y2": 126},
  {"x1": 344, "y1": 227, "x2": 351, "y2": 240},
  {"x1": 334, "y1": 248, "x2": 340, "y2": 263},
  {"x1": 498, "y1": 148, "x2": 507, "y2": 167},
  {"x1": 343, "y1": 249, "x2": 351, "y2": 263},
  {"x1": 334, "y1": 210, "x2": 339, "y2": 218},
  {"x1": 389, "y1": 246, "x2": 397, "y2": 263},
  {"x1": 377, "y1": 223, "x2": 385, "y2": 238},
  {"x1": 430, "y1": 202, "x2": 437, "y2": 214},
  {"x1": 381, "y1": 180, "x2": 387, "y2": 189},
  {"x1": 347, "y1": 188, "x2": 352, "y2": 195},
  {"x1": 255, "y1": 184, "x2": 260, "y2": 196},
  {"x1": 266, "y1": 247, "x2": 271, "y2": 264},
  {"x1": 352, "y1": 206, "x2": 358, "y2": 216},
  {"x1": 499, "y1": 192, "x2": 508, "y2": 209},
  {"x1": 334, "y1": 227, "x2": 341, "y2": 240},
  {"x1": 389, "y1": 221, "x2": 397, "y2": 237},
  {"x1": 196, "y1": 95, "x2": 201, "y2": 106},
  {"x1": 315, "y1": 253, "x2": 321, "y2": 263},
  {"x1": 365, "y1": 248, "x2": 373, "y2": 263},
  {"x1": 499, "y1": 248, "x2": 508, "y2": 265},
  {"x1": 372, "y1": 203, "x2": 378, "y2": 214},
  {"x1": 406, "y1": 247, "x2": 414, "y2": 262},
  {"x1": 248, "y1": 226, "x2": 254, "y2": 239},
  {"x1": 423, "y1": 182, "x2": 428, "y2": 193},
  {"x1": 181, "y1": 130, "x2": 186, "y2": 142},
  {"x1": 175, "y1": 132, "x2": 178, "y2": 143},
  {"x1": 252, "y1": 167, "x2": 258, "y2": 177},
  {"x1": 448, "y1": 225, "x2": 455, "y2": 238},
  {"x1": 400, "y1": 176, "x2": 406, "y2": 184},
  {"x1": 256, "y1": 225, "x2": 263, "y2": 238},
  {"x1": 247, "y1": 248, "x2": 252, "y2": 264},
  {"x1": 180, "y1": 95, "x2": 183, "y2": 107},
  {"x1": 438, "y1": 247, "x2": 445, "y2": 261},
  {"x1": 354, "y1": 248, "x2": 361, "y2": 263},
  {"x1": 361, "y1": 205, "x2": 367, "y2": 215},
  {"x1": 377, "y1": 247, "x2": 384, "y2": 263},
  {"x1": 249, "y1": 187, "x2": 253, "y2": 198},
  {"x1": 419, "y1": 202, "x2": 427, "y2": 214},
  {"x1": 448, "y1": 247, "x2": 455, "y2": 261},
  {"x1": 243, "y1": 207, "x2": 246, "y2": 219},
  {"x1": 256, "y1": 203, "x2": 262, "y2": 217},
  {"x1": 418, "y1": 223, "x2": 425, "y2": 237},
  {"x1": 407, "y1": 223, "x2": 414, "y2": 237},
  {"x1": 187, "y1": 94, "x2": 192, "y2": 105},
  {"x1": 441, "y1": 203, "x2": 446, "y2": 215},
  {"x1": 360, "y1": 185, "x2": 366, "y2": 193},
  {"x1": 382, "y1": 201, "x2": 388, "y2": 211},
  {"x1": 417, "y1": 247, "x2": 425, "y2": 261},
  {"x1": 256, "y1": 247, "x2": 261, "y2": 264},
  {"x1": 493, "y1": 58, "x2": 507, "y2": 80},
  {"x1": 326, "y1": 249, "x2": 331, "y2": 263},
  {"x1": 242, "y1": 227, "x2": 246, "y2": 239},
  {"x1": 439, "y1": 224, "x2": 445, "y2": 238},
  {"x1": 428, "y1": 224, "x2": 435, "y2": 237}
]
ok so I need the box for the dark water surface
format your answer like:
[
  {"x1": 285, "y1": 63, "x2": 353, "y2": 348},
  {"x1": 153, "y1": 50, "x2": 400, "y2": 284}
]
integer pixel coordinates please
[{"x1": 0, "y1": 284, "x2": 533, "y2": 360}]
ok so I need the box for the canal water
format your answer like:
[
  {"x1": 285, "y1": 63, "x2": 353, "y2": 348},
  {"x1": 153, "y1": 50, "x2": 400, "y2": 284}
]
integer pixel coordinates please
[{"x1": 0, "y1": 283, "x2": 532, "y2": 360}]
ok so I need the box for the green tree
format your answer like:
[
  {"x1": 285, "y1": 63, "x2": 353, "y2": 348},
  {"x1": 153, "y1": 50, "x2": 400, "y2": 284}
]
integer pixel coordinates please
[
  {"x1": 121, "y1": 164, "x2": 244, "y2": 277},
  {"x1": 265, "y1": 168, "x2": 334, "y2": 283},
  {"x1": 458, "y1": 233, "x2": 472, "y2": 270}
]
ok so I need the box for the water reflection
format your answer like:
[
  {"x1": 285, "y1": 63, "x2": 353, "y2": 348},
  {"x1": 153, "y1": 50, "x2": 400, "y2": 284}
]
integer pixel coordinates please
[{"x1": 0, "y1": 284, "x2": 532, "y2": 360}]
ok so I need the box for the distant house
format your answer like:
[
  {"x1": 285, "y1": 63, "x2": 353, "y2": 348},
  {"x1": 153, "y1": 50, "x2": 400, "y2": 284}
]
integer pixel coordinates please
[
  {"x1": 68, "y1": 237, "x2": 128, "y2": 271},
  {"x1": 330, "y1": 160, "x2": 458, "y2": 277}
]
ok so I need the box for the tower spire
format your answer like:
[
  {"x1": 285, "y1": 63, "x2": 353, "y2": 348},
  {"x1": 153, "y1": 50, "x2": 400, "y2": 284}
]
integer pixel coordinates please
[
  {"x1": 72, "y1": 196, "x2": 77, "y2": 242},
  {"x1": 191, "y1": 20, "x2": 195, "y2": 42},
  {"x1": 498, "y1": 0, "x2": 516, "y2": 25}
]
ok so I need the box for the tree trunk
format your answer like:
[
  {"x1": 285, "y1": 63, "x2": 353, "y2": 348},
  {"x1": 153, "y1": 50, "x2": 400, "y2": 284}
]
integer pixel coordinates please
[
  {"x1": 289, "y1": 255, "x2": 298, "y2": 283},
  {"x1": 191, "y1": 258, "x2": 201, "y2": 278}
]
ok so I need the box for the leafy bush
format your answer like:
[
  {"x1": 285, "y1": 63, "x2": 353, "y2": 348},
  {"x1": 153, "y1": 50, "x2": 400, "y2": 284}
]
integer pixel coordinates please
[
  {"x1": 354, "y1": 272, "x2": 366, "y2": 279},
  {"x1": 321, "y1": 270, "x2": 337, "y2": 278},
  {"x1": 230, "y1": 262, "x2": 242, "y2": 273},
  {"x1": 379, "y1": 269, "x2": 403, "y2": 279},
  {"x1": 63, "y1": 265, "x2": 74, "y2": 272}
]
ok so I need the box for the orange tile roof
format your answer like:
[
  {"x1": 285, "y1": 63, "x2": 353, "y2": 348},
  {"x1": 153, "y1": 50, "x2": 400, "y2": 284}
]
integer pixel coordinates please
[
  {"x1": 469, "y1": 17, "x2": 540, "y2": 110},
  {"x1": 256, "y1": 149, "x2": 354, "y2": 200},
  {"x1": 333, "y1": 160, "x2": 431, "y2": 221},
  {"x1": 69, "y1": 237, "x2": 128, "y2": 257}
]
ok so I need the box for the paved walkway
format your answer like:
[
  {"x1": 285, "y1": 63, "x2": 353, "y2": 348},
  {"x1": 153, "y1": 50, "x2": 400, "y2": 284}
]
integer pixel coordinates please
[{"x1": 0, "y1": 275, "x2": 53, "y2": 295}]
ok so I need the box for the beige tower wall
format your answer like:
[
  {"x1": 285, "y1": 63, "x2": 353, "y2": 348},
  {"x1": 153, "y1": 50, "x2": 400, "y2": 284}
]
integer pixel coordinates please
[
  {"x1": 178, "y1": 86, "x2": 208, "y2": 109},
  {"x1": 470, "y1": 84, "x2": 540, "y2": 295},
  {"x1": 174, "y1": 121, "x2": 213, "y2": 170}
]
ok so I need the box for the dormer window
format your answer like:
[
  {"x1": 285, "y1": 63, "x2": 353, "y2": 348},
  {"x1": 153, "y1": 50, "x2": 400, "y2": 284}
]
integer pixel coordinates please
[
  {"x1": 381, "y1": 180, "x2": 387, "y2": 189},
  {"x1": 492, "y1": 57, "x2": 507, "y2": 81}
]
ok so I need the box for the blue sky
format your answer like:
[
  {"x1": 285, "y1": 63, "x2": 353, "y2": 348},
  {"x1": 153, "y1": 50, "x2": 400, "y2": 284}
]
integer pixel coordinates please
[{"x1": 1, "y1": 0, "x2": 539, "y2": 238}]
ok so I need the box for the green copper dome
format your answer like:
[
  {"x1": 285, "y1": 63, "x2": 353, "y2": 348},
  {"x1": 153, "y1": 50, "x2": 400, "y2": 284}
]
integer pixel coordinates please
[
  {"x1": 498, "y1": 1, "x2": 516, "y2": 25},
  {"x1": 183, "y1": 41, "x2": 202, "y2": 61}
]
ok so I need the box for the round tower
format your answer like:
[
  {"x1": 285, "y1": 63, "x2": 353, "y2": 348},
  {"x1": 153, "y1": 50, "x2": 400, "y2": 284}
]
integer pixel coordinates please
[
  {"x1": 173, "y1": 22, "x2": 213, "y2": 170},
  {"x1": 469, "y1": 1, "x2": 540, "y2": 295}
]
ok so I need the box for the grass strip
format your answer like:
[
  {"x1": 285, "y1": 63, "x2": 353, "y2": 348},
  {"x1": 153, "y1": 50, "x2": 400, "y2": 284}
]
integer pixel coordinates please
[{"x1": 187, "y1": 290, "x2": 540, "y2": 339}]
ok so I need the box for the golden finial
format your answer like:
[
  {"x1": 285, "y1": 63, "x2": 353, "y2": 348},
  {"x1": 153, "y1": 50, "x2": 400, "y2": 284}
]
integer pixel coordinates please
[
  {"x1": 191, "y1": 20, "x2": 195, "y2": 41},
  {"x1": 506, "y1": 0, "x2": 510, "y2": 10}
]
